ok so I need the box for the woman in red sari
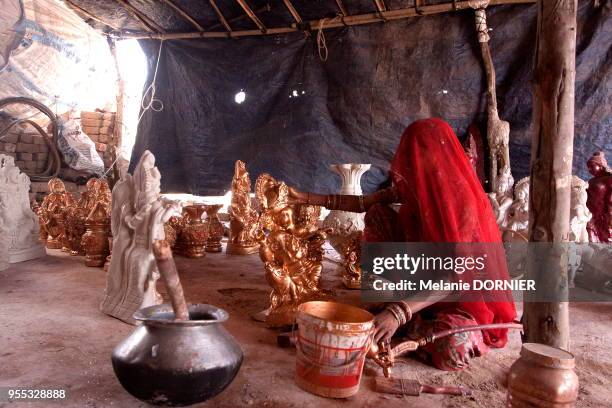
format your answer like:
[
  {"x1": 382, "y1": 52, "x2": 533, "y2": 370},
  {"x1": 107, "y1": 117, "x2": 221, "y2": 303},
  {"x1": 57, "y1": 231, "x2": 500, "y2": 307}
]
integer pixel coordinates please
[{"x1": 289, "y1": 118, "x2": 516, "y2": 371}]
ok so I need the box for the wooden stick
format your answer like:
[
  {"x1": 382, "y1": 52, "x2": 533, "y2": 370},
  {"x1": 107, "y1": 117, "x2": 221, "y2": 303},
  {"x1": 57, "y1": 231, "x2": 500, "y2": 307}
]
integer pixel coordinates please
[
  {"x1": 160, "y1": 0, "x2": 205, "y2": 32},
  {"x1": 282, "y1": 0, "x2": 303, "y2": 24},
  {"x1": 374, "y1": 0, "x2": 388, "y2": 12},
  {"x1": 107, "y1": 37, "x2": 124, "y2": 187},
  {"x1": 335, "y1": 0, "x2": 349, "y2": 16},
  {"x1": 64, "y1": 0, "x2": 121, "y2": 31},
  {"x1": 153, "y1": 240, "x2": 189, "y2": 321},
  {"x1": 118, "y1": 0, "x2": 535, "y2": 40},
  {"x1": 208, "y1": 0, "x2": 232, "y2": 32},
  {"x1": 523, "y1": 0, "x2": 576, "y2": 351},
  {"x1": 375, "y1": 377, "x2": 472, "y2": 396},
  {"x1": 115, "y1": 0, "x2": 166, "y2": 33},
  {"x1": 235, "y1": 0, "x2": 267, "y2": 32}
]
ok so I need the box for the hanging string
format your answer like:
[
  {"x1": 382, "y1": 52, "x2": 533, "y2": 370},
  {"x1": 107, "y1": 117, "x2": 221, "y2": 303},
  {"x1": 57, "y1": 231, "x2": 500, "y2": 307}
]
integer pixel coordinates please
[
  {"x1": 138, "y1": 39, "x2": 165, "y2": 124},
  {"x1": 102, "y1": 38, "x2": 165, "y2": 179},
  {"x1": 317, "y1": 18, "x2": 330, "y2": 62},
  {"x1": 474, "y1": 8, "x2": 490, "y2": 43}
]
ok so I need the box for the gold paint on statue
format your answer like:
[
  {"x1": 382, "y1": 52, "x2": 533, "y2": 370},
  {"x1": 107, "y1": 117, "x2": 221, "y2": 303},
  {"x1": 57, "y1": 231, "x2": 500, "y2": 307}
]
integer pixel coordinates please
[
  {"x1": 227, "y1": 160, "x2": 260, "y2": 255},
  {"x1": 81, "y1": 180, "x2": 112, "y2": 267},
  {"x1": 203, "y1": 204, "x2": 224, "y2": 252},
  {"x1": 255, "y1": 173, "x2": 331, "y2": 327},
  {"x1": 176, "y1": 204, "x2": 208, "y2": 258},
  {"x1": 39, "y1": 178, "x2": 74, "y2": 249},
  {"x1": 343, "y1": 231, "x2": 363, "y2": 289}
]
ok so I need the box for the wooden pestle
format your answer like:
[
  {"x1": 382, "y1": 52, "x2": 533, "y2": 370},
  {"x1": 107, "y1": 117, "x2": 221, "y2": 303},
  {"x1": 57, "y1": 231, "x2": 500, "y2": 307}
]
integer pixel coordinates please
[
  {"x1": 153, "y1": 240, "x2": 189, "y2": 321},
  {"x1": 375, "y1": 377, "x2": 472, "y2": 397}
]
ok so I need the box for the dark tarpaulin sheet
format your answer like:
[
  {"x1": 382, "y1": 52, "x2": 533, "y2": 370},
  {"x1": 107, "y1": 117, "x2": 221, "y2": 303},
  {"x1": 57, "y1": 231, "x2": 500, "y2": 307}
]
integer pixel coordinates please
[{"x1": 131, "y1": 0, "x2": 611, "y2": 195}]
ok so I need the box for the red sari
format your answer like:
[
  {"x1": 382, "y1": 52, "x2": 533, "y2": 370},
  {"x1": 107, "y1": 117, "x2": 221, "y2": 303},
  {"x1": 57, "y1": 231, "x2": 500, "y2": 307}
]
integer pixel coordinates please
[{"x1": 366, "y1": 118, "x2": 516, "y2": 369}]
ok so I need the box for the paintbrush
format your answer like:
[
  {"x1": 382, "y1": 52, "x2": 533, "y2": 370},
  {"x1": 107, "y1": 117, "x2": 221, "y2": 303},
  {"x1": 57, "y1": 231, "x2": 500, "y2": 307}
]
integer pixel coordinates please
[{"x1": 375, "y1": 377, "x2": 472, "y2": 397}]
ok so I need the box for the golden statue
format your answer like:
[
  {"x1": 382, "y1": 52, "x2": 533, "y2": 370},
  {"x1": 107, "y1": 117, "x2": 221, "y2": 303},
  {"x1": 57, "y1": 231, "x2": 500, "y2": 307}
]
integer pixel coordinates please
[
  {"x1": 343, "y1": 231, "x2": 363, "y2": 289},
  {"x1": 65, "y1": 178, "x2": 100, "y2": 255},
  {"x1": 40, "y1": 178, "x2": 74, "y2": 249},
  {"x1": 227, "y1": 160, "x2": 260, "y2": 254},
  {"x1": 81, "y1": 180, "x2": 112, "y2": 267},
  {"x1": 255, "y1": 173, "x2": 331, "y2": 327}
]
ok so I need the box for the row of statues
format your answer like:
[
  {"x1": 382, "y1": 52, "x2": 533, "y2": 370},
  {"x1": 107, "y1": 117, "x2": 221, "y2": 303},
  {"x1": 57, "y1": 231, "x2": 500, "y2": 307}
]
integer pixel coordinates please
[
  {"x1": 38, "y1": 177, "x2": 112, "y2": 266},
  {"x1": 488, "y1": 151, "x2": 611, "y2": 245}
]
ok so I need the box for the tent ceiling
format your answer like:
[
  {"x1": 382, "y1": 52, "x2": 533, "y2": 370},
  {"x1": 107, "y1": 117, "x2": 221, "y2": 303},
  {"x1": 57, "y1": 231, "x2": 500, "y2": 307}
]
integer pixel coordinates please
[{"x1": 63, "y1": 0, "x2": 535, "y2": 39}]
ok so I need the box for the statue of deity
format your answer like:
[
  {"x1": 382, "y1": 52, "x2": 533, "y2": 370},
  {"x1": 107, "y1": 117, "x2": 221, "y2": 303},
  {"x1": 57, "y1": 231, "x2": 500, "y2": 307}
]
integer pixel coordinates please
[
  {"x1": 100, "y1": 151, "x2": 182, "y2": 324},
  {"x1": 39, "y1": 178, "x2": 74, "y2": 249},
  {"x1": 64, "y1": 178, "x2": 100, "y2": 255},
  {"x1": 506, "y1": 176, "x2": 530, "y2": 238},
  {"x1": 570, "y1": 176, "x2": 591, "y2": 243},
  {"x1": 586, "y1": 152, "x2": 612, "y2": 243},
  {"x1": 227, "y1": 160, "x2": 260, "y2": 254},
  {"x1": 343, "y1": 231, "x2": 363, "y2": 289},
  {"x1": 0, "y1": 155, "x2": 45, "y2": 263},
  {"x1": 487, "y1": 167, "x2": 514, "y2": 227},
  {"x1": 255, "y1": 173, "x2": 330, "y2": 327},
  {"x1": 81, "y1": 180, "x2": 112, "y2": 267}
]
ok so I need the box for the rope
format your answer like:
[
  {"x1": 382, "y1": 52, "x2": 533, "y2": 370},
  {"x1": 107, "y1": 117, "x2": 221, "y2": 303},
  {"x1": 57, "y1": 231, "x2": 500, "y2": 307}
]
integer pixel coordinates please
[
  {"x1": 474, "y1": 9, "x2": 490, "y2": 43},
  {"x1": 138, "y1": 39, "x2": 165, "y2": 124},
  {"x1": 317, "y1": 19, "x2": 330, "y2": 62},
  {"x1": 101, "y1": 38, "x2": 166, "y2": 180}
]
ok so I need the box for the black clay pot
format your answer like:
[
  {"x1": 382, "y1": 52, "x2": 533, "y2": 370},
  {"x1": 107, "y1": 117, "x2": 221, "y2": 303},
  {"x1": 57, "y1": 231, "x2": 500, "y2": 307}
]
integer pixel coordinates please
[{"x1": 111, "y1": 304, "x2": 243, "y2": 406}]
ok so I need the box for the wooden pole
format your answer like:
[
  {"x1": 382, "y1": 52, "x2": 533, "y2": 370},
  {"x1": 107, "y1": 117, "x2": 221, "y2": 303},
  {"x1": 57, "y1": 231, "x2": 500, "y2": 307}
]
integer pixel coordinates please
[
  {"x1": 335, "y1": 0, "x2": 349, "y2": 16},
  {"x1": 64, "y1": 0, "x2": 121, "y2": 31},
  {"x1": 115, "y1": 0, "x2": 166, "y2": 33},
  {"x1": 235, "y1": 0, "x2": 267, "y2": 32},
  {"x1": 117, "y1": 0, "x2": 536, "y2": 40},
  {"x1": 208, "y1": 0, "x2": 233, "y2": 32},
  {"x1": 159, "y1": 0, "x2": 205, "y2": 32},
  {"x1": 106, "y1": 37, "x2": 125, "y2": 186},
  {"x1": 282, "y1": 0, "x2": 303, "y2": 24},
  {"x1": 523, "y1": 0, "x2": 577, "y2": 350}
]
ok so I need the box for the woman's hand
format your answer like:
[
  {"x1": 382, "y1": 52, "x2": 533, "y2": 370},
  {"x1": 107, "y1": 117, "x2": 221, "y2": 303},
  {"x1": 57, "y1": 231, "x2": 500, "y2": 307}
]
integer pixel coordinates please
[
  {"x1": 287, "y1": 186, "x2": 308, "y2": 205},
  {"x1": 373, "y1": 309, "x2": 401, "y2": 343}
]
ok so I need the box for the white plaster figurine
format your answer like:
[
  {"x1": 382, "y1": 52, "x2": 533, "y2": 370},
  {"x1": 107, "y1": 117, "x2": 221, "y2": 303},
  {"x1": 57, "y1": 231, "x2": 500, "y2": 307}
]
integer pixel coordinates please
[
  {"x1": 100, "y1": 151, "x2": 182, "y2": 324},
  {"x1": 0, "y1": 154, "x2": 46, "y2": 264}
]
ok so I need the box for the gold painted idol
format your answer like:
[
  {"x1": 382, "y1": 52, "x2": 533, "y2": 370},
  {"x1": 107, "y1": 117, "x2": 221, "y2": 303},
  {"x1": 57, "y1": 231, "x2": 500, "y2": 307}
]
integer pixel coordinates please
[{"x1": 227, "y1": 160, "x2": 260, "y2": 254}]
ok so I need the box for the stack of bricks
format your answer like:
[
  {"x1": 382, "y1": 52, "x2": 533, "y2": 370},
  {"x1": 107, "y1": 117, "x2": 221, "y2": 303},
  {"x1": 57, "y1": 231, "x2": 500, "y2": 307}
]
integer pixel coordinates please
[
  {"x1": 80, "y1": 111, "x2": 116, "y2": 169},
  {"x1": 0, "y1": 122, "x2": 50, "y2": 174}
]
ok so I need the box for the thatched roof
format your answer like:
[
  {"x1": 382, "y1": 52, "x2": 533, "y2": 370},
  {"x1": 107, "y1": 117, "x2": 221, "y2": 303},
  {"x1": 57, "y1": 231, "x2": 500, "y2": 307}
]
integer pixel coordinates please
[{"x1": 63, "y1": 0, "x2": 534, "y2": 40}]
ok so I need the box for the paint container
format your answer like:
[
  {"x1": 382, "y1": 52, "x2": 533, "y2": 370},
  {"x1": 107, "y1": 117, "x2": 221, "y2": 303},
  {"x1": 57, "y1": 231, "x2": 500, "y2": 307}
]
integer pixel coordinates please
[
  {"x1": 295, "y1": 301, "x2": 374, "y2": 398},
  {"x1": 507, "y1": 343, "x2": 579, "y2": 407}
]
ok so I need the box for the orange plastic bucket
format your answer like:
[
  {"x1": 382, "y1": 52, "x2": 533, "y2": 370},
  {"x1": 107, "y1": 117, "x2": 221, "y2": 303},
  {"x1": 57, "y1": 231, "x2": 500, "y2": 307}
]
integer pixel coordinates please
[{"x1": 294, "y1": 301, "x2": 374, "y2": 398}]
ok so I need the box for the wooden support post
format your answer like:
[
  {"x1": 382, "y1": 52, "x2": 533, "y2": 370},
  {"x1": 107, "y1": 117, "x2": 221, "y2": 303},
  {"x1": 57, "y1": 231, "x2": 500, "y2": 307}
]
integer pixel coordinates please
[
  {"x1": 106, "y1": 37, "x2": 126, "y2": 186},
  {"x1": 523, "y1": 0, "x2": 577, "y2": 351},
  {"x1": 115, "y1": 0, "x2": 166, "y2": 33}
]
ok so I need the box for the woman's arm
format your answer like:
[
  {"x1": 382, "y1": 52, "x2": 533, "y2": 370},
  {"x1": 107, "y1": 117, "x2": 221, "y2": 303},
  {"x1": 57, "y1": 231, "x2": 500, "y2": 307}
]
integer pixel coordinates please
[
  {"x1": 374, "y1": 290, "x2": 451, "y2": 343},
  {"x1": 289, "y1": 186, "x2": 399, "y2": 213}
]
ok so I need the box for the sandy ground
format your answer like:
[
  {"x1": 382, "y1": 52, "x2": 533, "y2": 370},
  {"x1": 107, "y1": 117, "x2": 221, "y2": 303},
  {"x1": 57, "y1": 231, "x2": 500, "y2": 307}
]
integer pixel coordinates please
[{"x1": 1, "y1": 247, "x2": 611, "y2": 408}]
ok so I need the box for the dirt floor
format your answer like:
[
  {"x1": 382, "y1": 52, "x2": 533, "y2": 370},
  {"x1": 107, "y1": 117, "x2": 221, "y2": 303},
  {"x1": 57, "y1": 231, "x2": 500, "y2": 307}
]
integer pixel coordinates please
[{"x1": 1, "y1": 246, "x2": 611, "y2": 408}]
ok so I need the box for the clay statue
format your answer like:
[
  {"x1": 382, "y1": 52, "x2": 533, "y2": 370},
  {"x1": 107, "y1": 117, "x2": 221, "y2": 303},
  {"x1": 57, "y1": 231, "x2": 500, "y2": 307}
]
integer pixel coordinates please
[
  {"x1": 100, "y1": 151, "x2": 182, "y2": 324},
  {"x1": 488, "y1": 167, "x2": 514, "y2": 227},
  {"x1": 65, "y1": 178, "x2": 100, "y2": 255},
  {"x1": 39, "y1": 178, "x2": 74, "y2": 249},
  {"x1": 255, "y1": 173, "x2": 330, "y2": 327},
  {"x1": 343, "y1": 231, "x2": 363, "y2": 289},
  {"x1": 175, "y1": 204, "x2": 208, "y2": 258},
  {"x1": 586, "y1": 152, "x2": 612, "y2": 243},
  {"x1": 0, "y1": 155, "x2": 45, "y2": 263},
  {"x1": 82, "y1": 180, "x2": 112, "y2": 267},
  {"x1": 570, "y1": 176, "x2": 592, "y2": 243},
  {"x1": 227, "y1": 160, "x2": 260, "y2": 254},
  {"x1": 506, "y1": 176, "x2": 530, "y2": 238},
  {"x1": 203, "y1": 204, "x2": 224, "y2": 252}
]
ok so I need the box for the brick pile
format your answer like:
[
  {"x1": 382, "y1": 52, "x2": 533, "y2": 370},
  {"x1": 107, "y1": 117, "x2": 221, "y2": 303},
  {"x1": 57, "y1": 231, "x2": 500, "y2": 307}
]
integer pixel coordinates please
[
  {"x1": 80, "y1": 111, "x2": 116, "y2": 169},
  {"x1": 0, "y1": 126, "x2": 50, "y2": 174}
]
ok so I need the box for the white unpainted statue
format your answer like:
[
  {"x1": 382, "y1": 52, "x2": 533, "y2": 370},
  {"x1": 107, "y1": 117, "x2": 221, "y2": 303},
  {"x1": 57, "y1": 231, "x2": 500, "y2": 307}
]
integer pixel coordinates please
[
  {"x1": 506, "y1": 176, "x2": 530, "y2": 236},
  {"x1": 100, "y1": 151, "x2": 181, "y2": 324},
  {"x1": 0, "y1": 154, "x2": 45, "y2": 264},
  {"x1": 488, "y1": 167, "x2": 514, "y2": 228},
  {"x1": 569, "y1": 176, "x2": 591, "y2": 243}
]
